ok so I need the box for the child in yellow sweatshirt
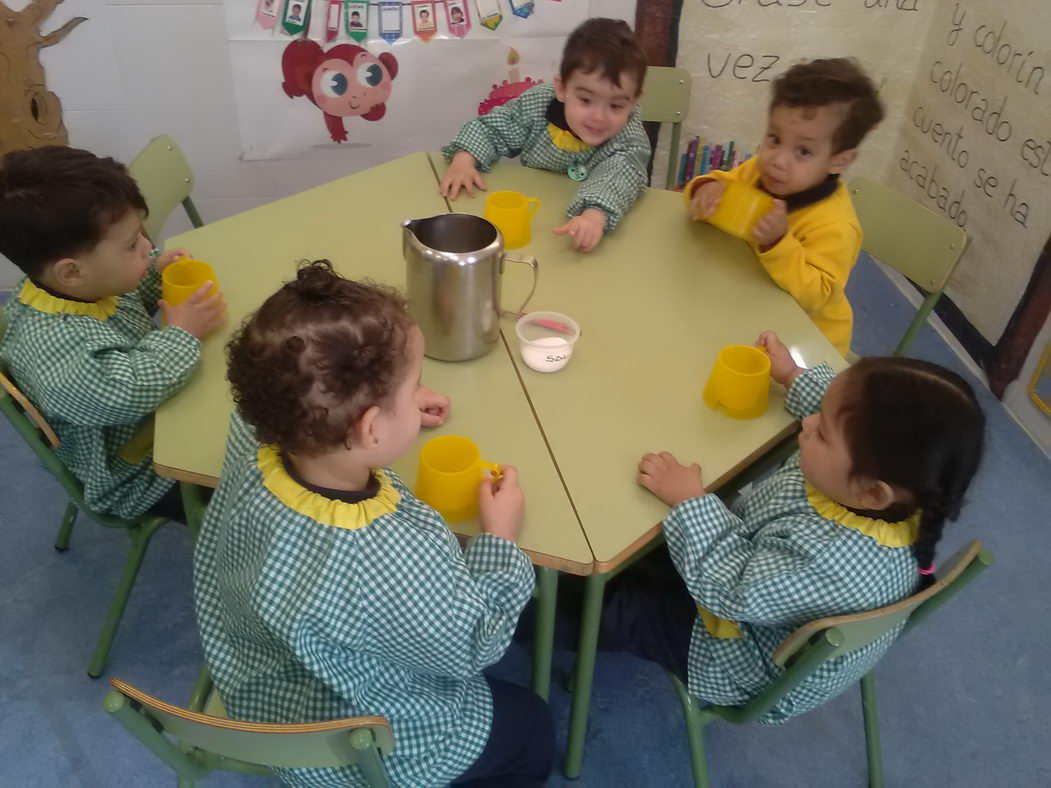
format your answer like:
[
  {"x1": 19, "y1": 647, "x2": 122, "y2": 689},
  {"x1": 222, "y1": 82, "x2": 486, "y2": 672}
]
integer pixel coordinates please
[{"x1": 685, "y1": 59, "x2": 884, "y2": 355}]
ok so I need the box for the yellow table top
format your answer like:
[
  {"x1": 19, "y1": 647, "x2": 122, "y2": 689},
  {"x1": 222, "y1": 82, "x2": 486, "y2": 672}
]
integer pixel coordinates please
[
  {"x1": 433, "y1": 154, "x2": 848, "y2": 572},
  {"x1": 155, "y1": 152, "x2": 592, "y2": 573}
]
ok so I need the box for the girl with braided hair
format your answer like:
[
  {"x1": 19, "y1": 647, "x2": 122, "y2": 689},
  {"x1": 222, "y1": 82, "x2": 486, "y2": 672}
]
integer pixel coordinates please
[
  {"x1": 587, "y1": 331, "x2": 985, "y2": 725},
  {"x1": 194, "y1": 260, "x2": 553, "y2": 786}
]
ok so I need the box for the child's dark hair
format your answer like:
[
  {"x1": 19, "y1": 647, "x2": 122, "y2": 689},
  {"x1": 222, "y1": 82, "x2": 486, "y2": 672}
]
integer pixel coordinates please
[
  {"x1": 226, "y1": 260, "x2": 414, "y2": 456},
  {"x1": 771, "y1": 58, "x2": 885, "y2": 153},
  {"x1": 560, "y1": 18, "x2": 647, "y2": 96},
  {"x1": 838, "y1": 358, "x2": 984, "y2": 580},
  {"x1": 0, "y1": 146, "x2": 148, "y2": 279}
]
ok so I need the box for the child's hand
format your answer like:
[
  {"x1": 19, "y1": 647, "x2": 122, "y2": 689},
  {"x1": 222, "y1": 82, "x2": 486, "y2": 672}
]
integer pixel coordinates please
[
  {"x1": 689, "y1": 180, "x2": 724, "y2": 220},
  {"x1": 752, "y1": 200, "x2": 788, "y2": 251},
  {"x1": 478, "y1": 465, "x2": 525, "y2": 543},
  {"x1": 439, "y1": 151, "x2": 486, "y2": 200},
  {"x1": 155, "y1": 248, "x2": 191, "y2": 271},
  {"x1": 756, "y1": 330, "x2": 804, "y2": 388},
  {"x1": 637, "y1": 451, "x2": 705, "y2": 507},
  {"x1": 415, "y1": 385, "x2": 450, "y2": 427},
  {"x1": 553, "y1": 209, "x2": 605, "y2": 252},
  {"x1": 160, "y1": 283, "x2": 226, "y2": 339}
]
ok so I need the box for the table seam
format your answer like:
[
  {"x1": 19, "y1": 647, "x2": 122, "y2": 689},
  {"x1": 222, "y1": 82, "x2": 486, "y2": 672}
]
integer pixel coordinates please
[{"x1": 498, "y1": 330, "x2": 595, "y2": 568}]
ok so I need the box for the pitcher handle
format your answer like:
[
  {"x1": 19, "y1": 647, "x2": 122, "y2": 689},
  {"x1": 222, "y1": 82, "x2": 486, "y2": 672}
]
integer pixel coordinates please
[{"x1": 501, "y1": 254, "x2": 539, "y2": 315}]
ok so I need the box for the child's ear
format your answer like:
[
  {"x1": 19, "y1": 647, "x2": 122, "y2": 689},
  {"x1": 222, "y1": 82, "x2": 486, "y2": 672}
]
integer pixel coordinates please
[
  {"x1": 828, "y1": 148, "x2": 858, "y2": 175},
  {"x1": 855, "y1": 478, "x2": 897, "y2": 512},
  {"x1": 353, "y1": 405, "x2": 382, "y2": 450},
  {"x1": 554, "y1": 74, "x2": 566, "y2": 103},
  {"x1": 51, "y1": 258, "x2": 83, "y2": 288}
]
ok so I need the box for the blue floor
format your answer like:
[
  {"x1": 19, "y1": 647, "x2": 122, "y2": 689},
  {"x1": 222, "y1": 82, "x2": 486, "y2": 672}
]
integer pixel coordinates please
[{"x1": 2, "y1": 256, "x2": 1049, "y2": 786}]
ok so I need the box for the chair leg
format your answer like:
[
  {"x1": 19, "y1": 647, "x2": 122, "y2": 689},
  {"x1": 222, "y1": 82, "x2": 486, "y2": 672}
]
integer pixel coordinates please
[
  {"x1": 54, "y1": 500, "x2": 78, "y2": 551},
  {"x1": 893, "y1": 292, "x2": 941, "y2": 357},
  {"x1": 179, "y1": 482, "x2": 208, "y2": 543},
  {"x1": 669, "y1": 673, "x2": 711, "y2": 788},
  {"x1": 186, "y1": 665, "x2": 214, "y2": 714},
  {"x1": 87, "y1": 521, "x2": 164, "y2": 678},
  {"x1": 860, "y1": 671, "x2": 884, "y2": 788},
  {"x1": 350, "y1": 729, "x2": 390, "y2": 788}
]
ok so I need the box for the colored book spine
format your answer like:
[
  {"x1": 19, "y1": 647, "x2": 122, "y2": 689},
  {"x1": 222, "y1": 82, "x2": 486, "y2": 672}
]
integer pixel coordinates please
[
  {"x1": 685, "y1": 137, "x2": 698, "y2": 182},
  {"x1": 699, "y1": 144, "x2": 710, "y2": 176}
]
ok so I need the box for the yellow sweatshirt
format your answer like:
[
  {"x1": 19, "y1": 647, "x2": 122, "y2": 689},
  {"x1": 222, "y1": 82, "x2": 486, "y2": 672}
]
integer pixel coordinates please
[{"x1": 684, "y1": 157, "x2": 861, "y2": 356}]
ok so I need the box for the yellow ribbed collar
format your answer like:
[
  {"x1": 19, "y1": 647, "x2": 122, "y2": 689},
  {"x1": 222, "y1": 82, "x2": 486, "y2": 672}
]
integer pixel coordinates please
[
  {"x1": 258, "y1": 446, "x2": 400, "y2": 530},
  {"x1": 18, "y1": 279, "x2": 118, "y2": 320},
  {"x1": 697, "y1": 606, "x2": 743, "y2": 639},
  {"x1": 546, "y1": 123, "x2": 593, "y2": 153},
  {"x1": 806, "y1": 482, "x2": 919, "y2": 547}
]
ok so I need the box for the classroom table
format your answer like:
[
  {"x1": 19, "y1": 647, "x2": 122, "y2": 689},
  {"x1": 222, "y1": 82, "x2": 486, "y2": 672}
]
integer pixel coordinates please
[
  {"x1": 432, "y1": 153, "x2": 849, "y2": 776},
  {"x1": 153, "y1": 152, "x2": 591, "y2": 701}
]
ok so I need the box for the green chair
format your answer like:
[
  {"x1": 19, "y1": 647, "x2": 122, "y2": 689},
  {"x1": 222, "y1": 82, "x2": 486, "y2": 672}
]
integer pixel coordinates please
[
  {"x1": 849, "y1": 176, "x2": 968, "y2": 356},
  {"x1": 105, "y1": 673, "x2": 394, "y2": 787},
  {"x1": 668, "y1": 540, "x2": 992, "y2": 788},
  {"x1": 129, "y1": 135, "x2": 204, "y2": 242},
  {"x1": 640, "y1": 66, "x2": 692, "y2": 190},
  {"x1": 0, "y1": 311, "x2": 177, "y2": 677}
]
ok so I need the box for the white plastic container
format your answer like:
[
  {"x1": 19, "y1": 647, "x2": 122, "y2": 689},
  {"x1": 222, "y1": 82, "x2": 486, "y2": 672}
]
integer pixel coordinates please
[{"x1": 514, "y1": 311, "x2": 580, "y2": 373}]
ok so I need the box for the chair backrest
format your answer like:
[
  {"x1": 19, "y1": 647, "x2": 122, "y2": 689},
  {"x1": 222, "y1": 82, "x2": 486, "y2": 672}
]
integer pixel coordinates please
[
  {"x1": 106, "y1": 678, "x2": 394, "y2": 771},
  {"x1": 708, "y1": 540, "x2": 991, "y2": 725},
  {"x1": 639, "y1": 67, "x2": 691, "y2": 191},
  {"x1": 848, "y1": 176, "x2": 967, "y2": 293},
  {"x1": 773, "y1": 540, "x2": 991, "y2": 667},
  {"x1": 0, "y1": 313, "x2": 106, "y2": 519},
  {"x1": 128, "y1": 135, "x2": 198, "y2": 241},
  {"x1": 0, "y1": 311, "x2": 59, "y2": 448}
]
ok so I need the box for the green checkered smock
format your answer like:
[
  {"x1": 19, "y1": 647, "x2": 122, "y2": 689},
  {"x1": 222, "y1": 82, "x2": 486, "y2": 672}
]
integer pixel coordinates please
[
  {"x1": 665, "y1": 365, "x2": 921, "y2": 724},
  {"x1": 193, "y1": 411, "x2": 536, "y2": 787},
  {"x1": 0, "y1": 267, "x2": 199, "y2": 518},
  {"x1": 442, "y1": 83, "x2": 651, "y2": 231}
]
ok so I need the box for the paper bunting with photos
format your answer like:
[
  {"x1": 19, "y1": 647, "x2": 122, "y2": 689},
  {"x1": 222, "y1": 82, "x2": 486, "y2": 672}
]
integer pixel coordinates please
[
  {"x1": 475, "y1": 0, "x2": 502, "y2": 30},
  {"x1": 325, "y1": 0, "x2": 341, "y2": 41},
  {"x1": 378, "y1": 0, "x2": 403, "y2": 42},
  {"x1": 444, "y1": 0, "x2": 471, "y2": 38},
  {"x1": 508, "y1": 0, "x2": 533, "y2": 19},
  {"x1": 281, "y1": 0, "x2": 310, "y2": 35},
  {"x1": 411, "y1": 1, "x2": 438, "y2": 41},
  {"x1": 256, "y1": 0, "x2": 279, "y2": 29},
  {"x1": 256, "y1": 0, "x2": 557, "y2": 39},
  {"x1": 345, "y1": 0, "x2": 369, "y2": 40}
]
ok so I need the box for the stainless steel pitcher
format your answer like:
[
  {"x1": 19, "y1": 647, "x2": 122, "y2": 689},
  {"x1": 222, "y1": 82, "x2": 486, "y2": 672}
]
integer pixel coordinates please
[{"x1": 403, "y1": 214, "x2": 538, "y2": 362}]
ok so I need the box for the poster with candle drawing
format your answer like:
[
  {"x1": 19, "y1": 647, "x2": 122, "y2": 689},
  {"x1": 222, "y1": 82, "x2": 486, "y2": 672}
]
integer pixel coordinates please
[
  {"x1": 891, "y1": 1, "x2": 1051, "y2": 343},
  {"x1": 222, "y1": 0, "x2": 598, "y2": 162}
]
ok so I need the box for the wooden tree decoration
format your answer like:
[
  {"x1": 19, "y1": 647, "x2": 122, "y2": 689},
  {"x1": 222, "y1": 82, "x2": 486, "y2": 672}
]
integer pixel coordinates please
[{"x1": 0, "y1": 0, "x2": 86, "y2": 154}]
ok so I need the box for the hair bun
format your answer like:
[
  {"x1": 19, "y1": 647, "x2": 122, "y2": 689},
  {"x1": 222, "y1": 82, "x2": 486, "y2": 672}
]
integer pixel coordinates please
[{"x1": 292, "y1": 259, "x2": 343, "y2": 302}]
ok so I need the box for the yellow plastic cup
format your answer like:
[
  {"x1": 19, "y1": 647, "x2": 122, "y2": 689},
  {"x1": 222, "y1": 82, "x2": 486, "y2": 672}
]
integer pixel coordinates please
[
  {"x1": 161, "y1": 259, "x2": 219, "y2": 306},
  {"x1": 484, "y1": 190, "x2": 541, "y2": 249},
  {"x1": 414, "y1": 435, "x2": 501, "y2": 523},
  {"x1": 703, "y1": 345, "x2": 772, "y2": 419},
  {"x1": 707, "y1": 181, "x2": 774, "y2": 240}
]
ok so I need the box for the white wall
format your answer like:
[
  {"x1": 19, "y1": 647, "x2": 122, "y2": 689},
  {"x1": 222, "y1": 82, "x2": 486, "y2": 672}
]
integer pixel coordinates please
[{"x1": 1, "y1": 0, "x2": 634, "y2": 288}]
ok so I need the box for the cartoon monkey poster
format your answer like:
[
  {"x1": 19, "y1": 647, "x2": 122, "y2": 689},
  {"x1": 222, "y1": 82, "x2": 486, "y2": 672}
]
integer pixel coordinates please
[{"x1": 281, "y1": 40, "x2": 398, "y2": 143}]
